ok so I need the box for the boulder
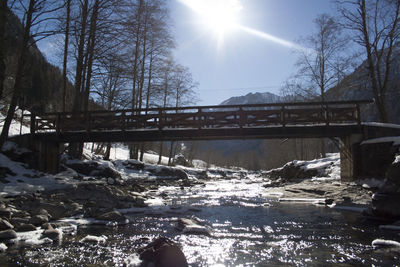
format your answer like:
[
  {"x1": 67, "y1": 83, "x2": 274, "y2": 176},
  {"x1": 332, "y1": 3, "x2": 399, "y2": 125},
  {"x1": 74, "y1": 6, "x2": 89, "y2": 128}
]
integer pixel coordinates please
[
  {"x1": 0, "y1": 208, "x2": 11, "y2": 219},
  {"x1": 0, "y1": 219, "x2": 13, "y2": 231},
  {"x1": 30, "y1": 215, "x2": 49, "y2": 226},
  {"x1": 266, "y1": 163, "x2": 320, "y2": 181},
  {"x1": 42, "y1": 227, "x2": 62, "y2": 241},
  {"x1": 10, "y1": 217, "x2": 30, "y2": 228},
  {"x1": 0, "y1": 230, "x2": 17, "y2": 241},
  {"x1": 384, "y1": 162, "x2": 400, "y2": 192},
  {"x1": 39, "y1": 203, "x2": 68, "y2": 220},
  {"x1": 174, "y1": 154, "x2": 191, "y2": 167},
  {"x1": 147, "y1": 166, "x2": 188, "y2": 180},
  {"x1": 122, "y1": 160, "x2": 145, "y2": 170},
  {"x1": 176, "y1": 217, "x2": 211, "y2": 236},
  {"x1": 66, "y1": 160, "x2": 121, "y2": 180},
  {"x1": 372, "y1": 193, "x2": 400, "y2": 219},
  {"x1": 139, "y1": 237, "x2": 188, "y2": 267},
  {"x1": 16, "y1": 223, "x2": 37, "y2": 232},
  {"x1": 96, "y1": 211, "x2": 127, "y2": 223}
]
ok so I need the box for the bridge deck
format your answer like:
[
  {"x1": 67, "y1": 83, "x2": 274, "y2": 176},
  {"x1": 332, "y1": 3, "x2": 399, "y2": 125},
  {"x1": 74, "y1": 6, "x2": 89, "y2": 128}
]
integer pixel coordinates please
[{"x1": 26, "y1": 100, "x2": 374, "y2": 143}]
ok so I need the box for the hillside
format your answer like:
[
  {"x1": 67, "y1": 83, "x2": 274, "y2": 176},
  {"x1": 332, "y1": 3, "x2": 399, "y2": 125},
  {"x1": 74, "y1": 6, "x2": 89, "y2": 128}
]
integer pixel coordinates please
[
  {"x1": 2, "y1": 9, "x2": 74, "y2": 113},
  {"x1": 326, "y1": 46, "x2": 400, "y2": 123}
]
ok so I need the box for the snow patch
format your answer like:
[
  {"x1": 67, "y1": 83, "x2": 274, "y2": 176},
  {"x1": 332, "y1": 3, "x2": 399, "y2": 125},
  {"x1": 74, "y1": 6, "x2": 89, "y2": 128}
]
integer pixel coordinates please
[
  {"x1": 356, "y1": 178, "x2": 386, "y2": 189},
  {"x1": 372, "y1": 239, "x2": 400, "y2": 248},
  {"x1": 123, "y1": 253, "x2": 142, "y2": 267},
  {"x1": 16, "y1": 229, "x2": 54, "y2": 247},
  {"x1": 361, "y1": 136, "x2": 400, "y2": 146},
  {"x1": 0, "y1": 243, "x2": 7, "y2": 252},
  {"x1": 279, "y1": 198, "x2": 326, "y2": 204},
  {"x1": 80, "y1": 235, "x2": 107, "y2": 244}
]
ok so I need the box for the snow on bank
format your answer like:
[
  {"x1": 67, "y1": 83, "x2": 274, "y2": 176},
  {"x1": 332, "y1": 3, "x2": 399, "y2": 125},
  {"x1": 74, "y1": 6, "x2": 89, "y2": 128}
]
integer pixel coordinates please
[
  {"x1": 361, "y1": 136, "x2": 400, "y2": 146},
  {"x1": 0, "y1": 108, "x2": 31, "y2": 137},
  {"x1": 295, "y1": 153, "x2": 340, "y2": 180},
  {"x1": 82, "y1": 143, "x2": 208, "y2": 168},
  {"x1": 0, "y1": 152, "x2": 77, "y2": 196}
]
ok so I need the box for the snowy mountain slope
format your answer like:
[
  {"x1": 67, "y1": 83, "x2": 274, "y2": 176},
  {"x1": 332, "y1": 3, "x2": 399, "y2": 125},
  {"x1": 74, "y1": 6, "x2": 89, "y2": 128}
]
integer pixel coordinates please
[{"x1": 220, "y1": 92, "x2": 281, "y2": 105}]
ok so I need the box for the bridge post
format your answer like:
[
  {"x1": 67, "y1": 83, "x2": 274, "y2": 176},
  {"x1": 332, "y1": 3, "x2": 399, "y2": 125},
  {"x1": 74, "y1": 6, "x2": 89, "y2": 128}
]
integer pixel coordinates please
[
  {"x1": 38, "y1": 140, "x2": 60, "y2": 174},
  {"x1": 339, "y1": 134, "x2": 363, "y2": 182}
]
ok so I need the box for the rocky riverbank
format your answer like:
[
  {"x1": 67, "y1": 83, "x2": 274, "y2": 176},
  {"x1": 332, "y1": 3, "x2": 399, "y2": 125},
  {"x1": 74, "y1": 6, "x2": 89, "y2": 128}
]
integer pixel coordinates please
[{"x1": 0, "y1": 143, "x2": 399, "y2": 264}]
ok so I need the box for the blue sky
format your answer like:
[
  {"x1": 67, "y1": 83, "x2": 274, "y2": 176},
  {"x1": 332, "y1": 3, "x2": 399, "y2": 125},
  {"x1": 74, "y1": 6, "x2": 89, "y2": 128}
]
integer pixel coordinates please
[{"x1": 171, "y1": 0, "x2": 337, "y2": 105}]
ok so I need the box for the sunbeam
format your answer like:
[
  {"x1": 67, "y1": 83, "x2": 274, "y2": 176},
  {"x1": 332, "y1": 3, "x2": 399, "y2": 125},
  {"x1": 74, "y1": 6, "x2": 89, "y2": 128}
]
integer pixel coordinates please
[{"x1": 238, "y1": 25, "x2": 305, "y2": 51}]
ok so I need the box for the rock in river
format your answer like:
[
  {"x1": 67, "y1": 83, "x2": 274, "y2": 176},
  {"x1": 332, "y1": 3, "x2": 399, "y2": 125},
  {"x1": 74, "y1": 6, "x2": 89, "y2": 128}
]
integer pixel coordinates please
[
  {"x1": 96, "y1": 211, "x2": 128, "y2": 224},
  {"x1": 139, "y1": 237, "x2": 188, "y2": 267},
  {"x1": 372, "y1": 192, "x2": 400, "y2": 219},
  {"x1": 0, "y1": 230, "x2": 17, "y2": 241},
  {"x1": 0, "y1": 219, "x2": 13, "y2": 231},
  {"x1": 176, "y1": 217, "x2": 211, "y2": 236}
]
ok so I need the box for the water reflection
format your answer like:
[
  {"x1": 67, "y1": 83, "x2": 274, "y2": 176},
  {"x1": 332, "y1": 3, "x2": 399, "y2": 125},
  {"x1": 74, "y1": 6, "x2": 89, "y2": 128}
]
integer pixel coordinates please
[{"x1": 1, "y1": 177, "x2": 399, "y2": 266}]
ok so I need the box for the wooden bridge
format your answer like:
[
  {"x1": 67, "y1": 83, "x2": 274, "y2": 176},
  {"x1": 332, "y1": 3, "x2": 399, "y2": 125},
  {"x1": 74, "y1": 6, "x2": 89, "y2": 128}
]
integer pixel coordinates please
[
  {"x1": 17, "y1": 99, "x2": 400, "y2": 181},
  {"x1": 27, "y1": 100, "x2": 370, "y2": 142}
]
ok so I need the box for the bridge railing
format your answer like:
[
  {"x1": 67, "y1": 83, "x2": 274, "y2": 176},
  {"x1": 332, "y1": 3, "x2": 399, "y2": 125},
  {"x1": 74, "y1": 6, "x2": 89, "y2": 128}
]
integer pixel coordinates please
[{"x1": 25, "y1": 100, "x2": 372, "y2": 134}]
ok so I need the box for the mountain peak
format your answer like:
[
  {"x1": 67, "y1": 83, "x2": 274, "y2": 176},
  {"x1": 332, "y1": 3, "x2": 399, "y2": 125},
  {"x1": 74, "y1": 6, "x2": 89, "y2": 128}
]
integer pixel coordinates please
[{"x1": 220, "y1": 92, "x2": 281, "y2": 105}]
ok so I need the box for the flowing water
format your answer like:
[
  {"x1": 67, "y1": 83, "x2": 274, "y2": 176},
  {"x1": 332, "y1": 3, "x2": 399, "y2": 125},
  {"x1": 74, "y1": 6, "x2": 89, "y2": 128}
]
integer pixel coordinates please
[{"x1": 1, "y1": 177, "x2": 399, "y2": 266}]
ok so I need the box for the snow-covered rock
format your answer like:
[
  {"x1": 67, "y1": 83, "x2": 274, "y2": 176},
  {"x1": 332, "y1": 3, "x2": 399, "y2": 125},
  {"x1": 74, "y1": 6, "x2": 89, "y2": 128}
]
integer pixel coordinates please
[
  {"x1": 176, "y1": 217, "x2": 211, "y2": 236},
  {"x1": 80, "y1": 235, "x2": 107, "y2": 244},
  {"x1": 372, "y1": 239, "x2": 400, "y2": 248},
  {"x1": 265, "y1": 153, "x2": 340, "y2": 181}
]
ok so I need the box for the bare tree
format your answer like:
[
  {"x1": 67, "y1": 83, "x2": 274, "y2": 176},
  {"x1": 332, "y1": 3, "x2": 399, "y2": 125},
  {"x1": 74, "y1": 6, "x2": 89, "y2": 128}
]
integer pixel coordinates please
[
  {"x1": 291, "y1": 14, "x2": 350, "y2": 101},
  {"x1": 337, "y1": 0, "x2": 400, "y2": 122},
  {"x1": 280, "y1": 14, "x2": 351, "y2": 158},
  {"x1": 0, "y1": 0, "x2": 64, "y2": 148}
]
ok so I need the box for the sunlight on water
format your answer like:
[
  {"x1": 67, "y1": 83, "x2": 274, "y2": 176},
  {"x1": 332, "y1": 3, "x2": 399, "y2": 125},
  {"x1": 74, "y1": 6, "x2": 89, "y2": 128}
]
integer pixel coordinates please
[{"x1": 1, "y1": 176, "x2": 399, "y2": 266}]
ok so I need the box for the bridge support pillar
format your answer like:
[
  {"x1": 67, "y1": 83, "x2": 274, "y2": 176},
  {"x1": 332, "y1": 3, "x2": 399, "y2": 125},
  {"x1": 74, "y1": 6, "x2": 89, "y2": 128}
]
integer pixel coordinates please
[
  {"x1": 340, "y1": 134, "x2": 363, "y2": 182},
  {"x1": 37, "y1": 140, "x2": 60, "y2": 174}
]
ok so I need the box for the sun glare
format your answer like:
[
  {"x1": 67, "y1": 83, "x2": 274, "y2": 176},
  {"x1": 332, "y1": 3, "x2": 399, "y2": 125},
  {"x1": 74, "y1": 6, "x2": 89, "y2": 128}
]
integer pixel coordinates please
[
  {"x1": 179, "y1": 0, "x2": 242, "y2": 38},
  {"x1": 178, "y1": 0, "x2": 306, "y2": 52}
]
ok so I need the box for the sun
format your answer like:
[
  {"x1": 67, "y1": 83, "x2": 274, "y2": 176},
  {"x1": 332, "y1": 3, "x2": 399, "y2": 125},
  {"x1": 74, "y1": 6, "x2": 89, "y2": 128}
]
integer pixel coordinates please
[{"x1": 180, "y1": 0, "x2": 242, "y2": 38}]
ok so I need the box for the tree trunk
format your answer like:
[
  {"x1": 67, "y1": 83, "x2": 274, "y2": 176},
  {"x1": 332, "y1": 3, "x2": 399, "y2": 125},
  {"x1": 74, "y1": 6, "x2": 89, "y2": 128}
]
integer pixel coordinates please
[
  {"x1": 0, "y1": 0, "x2": 8, "y2": 101},
  {"x1": 145, "y1": 44, "x2": 154, "y2": 114},
  {"x1": 360, "y1": 0, "x2": 388, "y2": 122},
  {"x1": 158, "y1": 142, "x2": 163, "y2": 164},
  {"x1": 168, "y1": 141, "x2": 174, "y2": 165},
  {"x1": 0, "y1": 0, "x2": 34, "y2": 148},
  {"x1": 62, "y1": 0, "x2": 71, "y2": 112},
  {"x1": 83, "y1": 0, "x2": 99, "y2": 112},
  {"x1": 104, "y1": 143, "x2": 111, "y2": 160},
  {"x1": 72, "y1": 0, "x2": 89, "y2": 112},
  {"x1": 139, "y1": 143, "x2": 145, "y2": 161}
]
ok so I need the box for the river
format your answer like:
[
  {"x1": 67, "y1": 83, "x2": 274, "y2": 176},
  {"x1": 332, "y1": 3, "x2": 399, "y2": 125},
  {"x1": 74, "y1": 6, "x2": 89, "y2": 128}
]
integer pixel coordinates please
[{"x1": 1, "y1": 176, "x2": 399, "y2": 266}]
